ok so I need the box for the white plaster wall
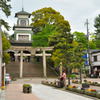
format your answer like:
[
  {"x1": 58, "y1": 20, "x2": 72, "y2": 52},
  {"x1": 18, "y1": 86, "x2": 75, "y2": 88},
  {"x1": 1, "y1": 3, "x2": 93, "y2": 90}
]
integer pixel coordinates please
[
  {"x1": 92, "y1": 62, "x2": 100, "y2": 66},
  {"x1": 15, "y1": 28, "x2": 32, "y2": 31},
  {"x1": 91, "y1": 52, "x2": 100, "y2": 66}
]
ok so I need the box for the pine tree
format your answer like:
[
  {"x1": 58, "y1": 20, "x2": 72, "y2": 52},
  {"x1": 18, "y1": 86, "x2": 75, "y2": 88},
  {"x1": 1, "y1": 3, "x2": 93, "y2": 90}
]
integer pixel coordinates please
[
  {"x1": 0, "y1": 0, "x2": 11, "y2": 30},
  {"x1": 0, "y1": 0, "x2": 11, "y2": 64}
]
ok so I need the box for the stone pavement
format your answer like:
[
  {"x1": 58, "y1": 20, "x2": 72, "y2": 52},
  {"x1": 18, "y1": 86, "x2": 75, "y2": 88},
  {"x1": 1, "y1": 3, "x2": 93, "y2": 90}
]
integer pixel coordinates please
[
  {"x1": 0, "y1": 89, "x2": 5, "y2": 100},
  {"x1": 4, "y1": 78, "x2": 100, "y2": 100},
  {"x1": 5, "y1": 84, "x2": 41, "y2": 100},
  {"x1": 32, "y1": 84, "x2": 94, "y2": 100}
]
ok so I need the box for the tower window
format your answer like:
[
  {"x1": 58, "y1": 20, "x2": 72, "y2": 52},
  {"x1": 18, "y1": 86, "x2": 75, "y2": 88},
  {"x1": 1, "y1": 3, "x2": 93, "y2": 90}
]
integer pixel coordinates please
[
  {"x1": 18, "y1": 35, "x2": 29, "y2": 41},
  {"x1": 20, "y1": 20, "x2": 26, "y2": 26},
  {"x1": 94, "y1": 56, "x2": 97, "y2": 62}
]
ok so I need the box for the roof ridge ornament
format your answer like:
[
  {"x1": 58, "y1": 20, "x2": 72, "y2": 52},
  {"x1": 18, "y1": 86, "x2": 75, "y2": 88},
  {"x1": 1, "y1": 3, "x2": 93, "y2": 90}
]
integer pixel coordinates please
[
  {"x1": 22, "y1": 0, "x2": 24, "y2": 11},
  {"x1": 22, "y1": 7, "x2": 24, "y2": 11}
]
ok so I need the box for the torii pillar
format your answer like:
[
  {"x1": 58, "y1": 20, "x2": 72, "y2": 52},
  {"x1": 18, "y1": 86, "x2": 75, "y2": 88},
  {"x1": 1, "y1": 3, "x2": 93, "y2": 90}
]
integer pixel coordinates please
[
  {"x1": 35, "y1": 50, "x2": 51, "y2": 78},
  {"x1": 20, "y1": 51, "x2": 23, "y2": 78},
  {"x1": 14, "y1": 52, "x2": 31, "y2": 78},
  {"x1": 43, "y1": 50, "x2": 46, "y2": 78}
]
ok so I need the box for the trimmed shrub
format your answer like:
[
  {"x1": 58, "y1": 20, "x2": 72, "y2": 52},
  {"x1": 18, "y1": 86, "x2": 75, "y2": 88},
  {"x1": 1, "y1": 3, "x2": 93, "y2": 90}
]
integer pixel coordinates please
[
  {"x1": 84, "y1": 91, "x2": 96, "y2": 97},
  {"x1": 82, "y1": 83, "x2": 90, "y2": 89},
  {"x1": 23, "y1": 84, "x2": 32, "y2": 93},
  {"x1": 96, "y1": 93, "x2": 100, "y2": 99}
]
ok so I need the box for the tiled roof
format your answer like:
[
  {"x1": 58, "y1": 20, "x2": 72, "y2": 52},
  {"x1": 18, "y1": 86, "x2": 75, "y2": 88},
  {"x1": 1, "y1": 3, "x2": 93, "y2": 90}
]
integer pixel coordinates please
[
  {"x1": 15, "y1": 9, "x2": 31, "y2": 17},
  {"x1": 91, "y1": 49, "x2": 100, "y2": 54}
]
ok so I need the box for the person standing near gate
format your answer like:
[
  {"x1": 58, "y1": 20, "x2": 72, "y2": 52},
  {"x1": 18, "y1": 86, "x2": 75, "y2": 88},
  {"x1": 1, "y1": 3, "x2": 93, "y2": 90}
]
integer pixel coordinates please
[
  {"x1": 60, "y1": 70, "x2": 66, "y2": 86},
  {"x1": 62, "y1": 71, "x2": 66, "y2": 85}
]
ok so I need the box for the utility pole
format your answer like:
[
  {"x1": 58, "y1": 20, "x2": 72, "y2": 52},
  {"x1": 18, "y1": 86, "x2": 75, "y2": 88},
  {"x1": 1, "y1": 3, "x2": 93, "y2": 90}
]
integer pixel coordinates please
[
  {"x1": 0, "y1": 26, "x2": 2, "y2": 87},
  {"x1": 85, "y1": 19, "x2": 91, "y2": 75}
]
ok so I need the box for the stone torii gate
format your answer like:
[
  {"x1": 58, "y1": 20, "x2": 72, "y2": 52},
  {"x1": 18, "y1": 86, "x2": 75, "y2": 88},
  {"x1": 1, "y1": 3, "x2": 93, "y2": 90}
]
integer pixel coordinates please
[{"x1": 13, "y1": 47, "x2": 53, "y2": 78}]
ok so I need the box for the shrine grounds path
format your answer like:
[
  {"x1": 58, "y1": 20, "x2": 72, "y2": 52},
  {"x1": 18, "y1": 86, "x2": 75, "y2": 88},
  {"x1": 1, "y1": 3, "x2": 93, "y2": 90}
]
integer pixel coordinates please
[
  {"x1": 32, "y1": 84, "x2": 94, "y2": 100},
  {"x1": 5, "y1": 84, "x2": 41, "y2": 100},
  {"x1": 4, "y1": 78, "x2": 100, "y2": 100}
]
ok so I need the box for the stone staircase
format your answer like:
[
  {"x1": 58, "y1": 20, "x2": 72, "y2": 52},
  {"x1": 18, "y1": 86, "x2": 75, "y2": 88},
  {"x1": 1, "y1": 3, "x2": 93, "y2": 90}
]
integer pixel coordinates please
[
  {"x1": 6, "y1": 62, "x2": 20, "y2": 77},
  {"x1": 6, "y1": 60, "x2": 58, "y2": 78}
]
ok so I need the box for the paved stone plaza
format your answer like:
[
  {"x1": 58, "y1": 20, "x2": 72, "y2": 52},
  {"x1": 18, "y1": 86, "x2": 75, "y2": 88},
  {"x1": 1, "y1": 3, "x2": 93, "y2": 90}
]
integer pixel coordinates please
[
  {"x1": 2, "y1": 78, "x2": 100, "y2": 100},
  {"x1": 32, "y1": 84, "x2": 94, "y2": 100},
  {"x1": 0, "y1": 90, "x2": 5, "y2": 100},
  {"x1": 4, "y1": 83, "x2": 95, "y2": 100}
]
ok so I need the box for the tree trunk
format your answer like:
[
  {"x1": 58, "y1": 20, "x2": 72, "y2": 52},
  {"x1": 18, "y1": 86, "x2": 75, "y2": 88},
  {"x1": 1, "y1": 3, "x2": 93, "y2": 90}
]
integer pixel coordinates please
[
  {"x1": 68, "y1": 68, "x2": 71, "y2": 85},
  {"x1": 79, "y1": 68, "x2": 82, "y2": 84}
]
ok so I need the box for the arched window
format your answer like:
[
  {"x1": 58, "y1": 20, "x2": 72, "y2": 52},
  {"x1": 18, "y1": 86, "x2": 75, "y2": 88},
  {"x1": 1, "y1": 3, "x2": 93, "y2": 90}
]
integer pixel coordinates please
[{"x1": 20, "y1": 20, "x2": 26, "y2": 26}]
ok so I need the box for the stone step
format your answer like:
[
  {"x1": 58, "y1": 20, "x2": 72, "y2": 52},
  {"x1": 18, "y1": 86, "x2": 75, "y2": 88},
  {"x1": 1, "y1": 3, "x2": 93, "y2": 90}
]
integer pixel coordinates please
[{"x1": 6, "y1": 61, "x2": 58, "y2": 78}]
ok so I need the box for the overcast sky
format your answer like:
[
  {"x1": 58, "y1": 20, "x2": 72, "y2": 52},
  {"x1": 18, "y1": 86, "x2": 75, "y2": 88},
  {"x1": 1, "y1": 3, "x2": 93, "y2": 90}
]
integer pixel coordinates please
[{"x1": 1, "y1": 0, "x2": 100, "y2": 35}]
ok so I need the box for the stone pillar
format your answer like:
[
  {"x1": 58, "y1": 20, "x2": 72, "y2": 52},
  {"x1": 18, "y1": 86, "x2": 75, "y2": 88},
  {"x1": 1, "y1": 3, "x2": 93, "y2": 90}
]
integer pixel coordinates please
[
  {"x1": 43, "y1": 50, "x2": 47, "y2": 78},
  {"x1": 15, "y1": 51, "x2": 18, "y2": 62},
  {"x1": 20, "y1": 51, "x2": 23, "y2": 78}
]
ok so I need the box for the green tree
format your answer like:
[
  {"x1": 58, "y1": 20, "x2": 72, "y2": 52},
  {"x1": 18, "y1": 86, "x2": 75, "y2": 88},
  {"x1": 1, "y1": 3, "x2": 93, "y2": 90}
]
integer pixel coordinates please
[
  {"x1": 51, "y1": 39, "x2": 85, "y2": 85},
  {"x1": 73, "y1": 31, "x2": 88, "y2": 48},
  {"x1": 73, "y1": 42, "x2": 85, "y2": 83},
  {"x1": 94, "y1": 14, "x2": 100, "y2": 48},
  {"x1": 73, "y1": 31, "x2": 97, "y2": 49},
  {"x1": 89, "y1": 41, "x2": 96, "y2": 49},
  {"x1": 2, "y1": 32, "x2": 10, "y2": 63},
  {"x1": 32, "y1": 24, "x2": 56, "y2": 47},
  {"x1": 73, "y1": 32, "x2": 89, "y2": 83},
  {"x1": 49, "y1": 30, "x2": 74, "y2": 85},
  {"x1": 0, "y1": 0, "x2": 11, "y2": 64},
  {"x1": 0, "y1": 0, "x2": 11, "y2": 30},
  {"x1": 50, "y1": 31, "x2": 86, "y2": 85},
  {"x1": 73, "y1": 32, "x2": 97, "y2": 82},
  {"x1": 89, "y1": 33, "x2": 96, "y2": 49},
  {"x1": 32, "y1": 7, "x2": 75, "y2": 85},
  {"x1": 31, "y1": 7, "x2": 70, "y2": 47},
  {"x1": 31, "y1": 7, "x2": 70, "y2": 34}
]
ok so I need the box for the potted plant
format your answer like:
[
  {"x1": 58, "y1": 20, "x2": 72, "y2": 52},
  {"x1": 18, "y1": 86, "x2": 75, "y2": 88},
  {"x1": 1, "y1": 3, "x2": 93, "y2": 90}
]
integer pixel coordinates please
[{"x1": 23, "y1": 84, "x2": 32, "y2": 93}]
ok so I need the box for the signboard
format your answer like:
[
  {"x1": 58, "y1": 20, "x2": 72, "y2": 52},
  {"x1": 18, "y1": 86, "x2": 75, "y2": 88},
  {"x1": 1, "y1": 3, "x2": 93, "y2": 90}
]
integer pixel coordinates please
[{"x1": 82, "y1": 54, "x2": 89, "y2": 66}]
